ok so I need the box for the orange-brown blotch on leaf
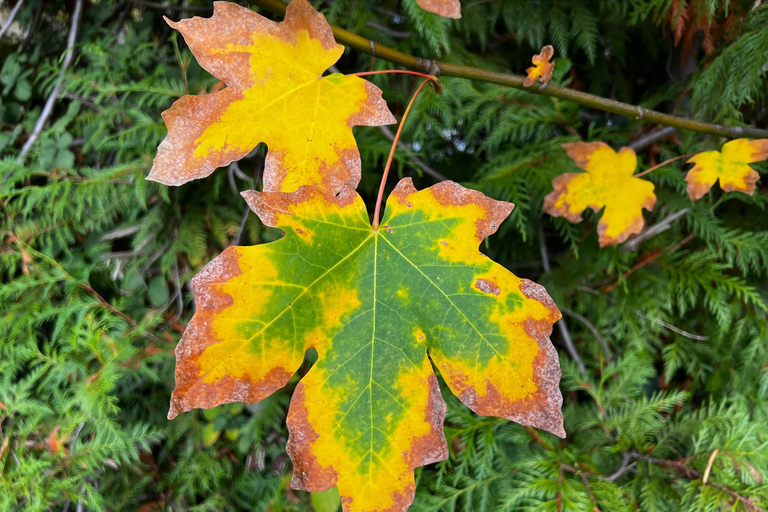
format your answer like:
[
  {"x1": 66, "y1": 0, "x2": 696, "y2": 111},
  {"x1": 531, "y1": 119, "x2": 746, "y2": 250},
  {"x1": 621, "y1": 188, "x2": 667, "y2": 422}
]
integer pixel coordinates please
[
  {"x1": 543, "y1": 141, "x2": 657, "y2": 247},
  {"x1": 416, "y1": 0, "x2": 461, "y2": 18},
  {"x1": 685, "y1": 138, "x2": 768, "y2": 201},
  {"x1": 148, "y1": 0, "x2": 395, "y2": 194},
  {"x1": 524, "y1": 45, "x2": 555, "y2": 87}
]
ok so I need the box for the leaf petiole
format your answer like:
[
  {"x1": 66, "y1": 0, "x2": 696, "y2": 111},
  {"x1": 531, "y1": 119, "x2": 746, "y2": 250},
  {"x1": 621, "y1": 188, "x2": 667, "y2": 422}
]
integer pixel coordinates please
[
  {"x1": 634, "y1": 154, "x2": 692, "y2": 178},
  {"x1": 371, "y1": 77, "x2": 439, "y2": 230},
  {"x1": 351, "y1": 69, "x2": 441, "y2": 89}
]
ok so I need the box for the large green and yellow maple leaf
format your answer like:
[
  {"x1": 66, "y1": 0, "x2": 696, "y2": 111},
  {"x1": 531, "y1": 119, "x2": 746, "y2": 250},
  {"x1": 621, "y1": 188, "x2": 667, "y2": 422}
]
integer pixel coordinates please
[
  {"x1": 147, "y1": 0, "x2": 395, "y2": 193},
  {"x1": 171, "y1": 179, "x2": 563, "y2": 512}
]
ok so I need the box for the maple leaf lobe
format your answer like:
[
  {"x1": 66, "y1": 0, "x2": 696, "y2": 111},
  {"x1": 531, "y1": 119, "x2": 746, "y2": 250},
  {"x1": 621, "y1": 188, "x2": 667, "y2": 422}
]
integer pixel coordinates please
[
  {"x1": 524, "y1": 45, "x2": 555, "y2": 87},
  {"x1": 544, "y1": 141, "x2": 656, "y2": 247},
  {"x1": 148, "y1": 0, "x2": 395, "y2": 194},
  {"x1": 685, "y1": 138, "x2": 768, "y2": 201}
]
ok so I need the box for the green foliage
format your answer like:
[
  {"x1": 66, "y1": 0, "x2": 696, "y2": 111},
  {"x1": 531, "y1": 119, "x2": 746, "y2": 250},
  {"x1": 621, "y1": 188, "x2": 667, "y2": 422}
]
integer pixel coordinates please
[{"x1": 2, "y1": 0, "x2": 768, "y2": 511}]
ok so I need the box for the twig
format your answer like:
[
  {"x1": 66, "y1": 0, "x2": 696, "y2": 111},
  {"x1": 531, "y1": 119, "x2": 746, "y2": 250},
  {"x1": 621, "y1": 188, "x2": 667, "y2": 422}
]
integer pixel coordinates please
[
  {"x1": 637, "y1": 310, "x2": 709, "y2": 340},
  {"x1": 0, "y1": 0, "x2": 24, "y2": 40},
  {"x1": 576, "y1": 285, "x2": 708, "y2": 341},
  {"x1": 607, "y1": 233, "x2": 694, "y2": 291},
  {"x1": 622, "y1": 208, "x2": 691, "y2": 253},
  {"x1": 173, "y1": 262, "x2": 183, "y2": 322},
  {"x1": 539, "y1": 220, "x2": 586, "y2": 374},
  {"x1": 600, "y1": 452, "x2": 637, "y2": 482},
  {"x1": 365, "y1": 21, "x2": 410, "y2": 39},
  {"x1": 560, "y1": 306, "x2": 612, "y2": 363},
  {"x1": 628, "y1": 126, "x2": 678, "y2": 151},
  {"x1": 250, "y1": 0, "x2": 768, "y2": 139},
  {"x1": 79, "y1": 283, "x2": 137, "y2": 327},
  {"x1": 633, "y1": 453, "x2": 766, "y2": 512},
  {"x1": 99, "y1": 224, "x2": 142, "y2": 241},
  {"x1": 130, "y1": 0, "x2": 212, "y2": 12},
  {"x1": 379, "y1": 126, "x2": 448, "y2": 182},
  {"x1": 17, "y1": 0, "x2": 83, "y2": 161},
  {"x1": 524, "y1": 425, "x2": 553, "y2": 451},
  {"x1": 61, "y1": 420, "x2": 87, "y2": 512},
  {"x1": 703, "y1": 449, "x2": 720, "y2": 485}
]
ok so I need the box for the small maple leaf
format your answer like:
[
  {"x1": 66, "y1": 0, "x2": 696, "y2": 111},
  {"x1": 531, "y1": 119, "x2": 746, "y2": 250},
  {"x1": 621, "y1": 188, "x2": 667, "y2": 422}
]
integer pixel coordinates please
[
  {"x1": 685, "y1": 138, "x2": 768, "y2": 201},
  {"x1": 416, "y1": 0, "x2": 461, "y2": 18},
  {"x1": 148, "y1": 0, "x2": 396, "y2": 193},
  {"x1": 543, "y1": 141, "x2": 657, "y2": 247},
  {"x1": 523, "y1": 45, "x2": 555, "y2": 87},
  {"x1": 170, "y1": 179, "x2": 563, "y2": 512}
]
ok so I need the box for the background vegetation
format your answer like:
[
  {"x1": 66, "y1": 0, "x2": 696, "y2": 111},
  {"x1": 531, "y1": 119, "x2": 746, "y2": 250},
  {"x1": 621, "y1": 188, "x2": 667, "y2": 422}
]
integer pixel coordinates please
[{"x1": 1, "y1": 0, "x2": 768, "y2": 510}]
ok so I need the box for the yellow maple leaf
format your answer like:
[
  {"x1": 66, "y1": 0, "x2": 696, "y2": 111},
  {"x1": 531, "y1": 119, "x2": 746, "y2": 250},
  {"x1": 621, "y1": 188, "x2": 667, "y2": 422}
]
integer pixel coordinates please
[
  {"x1": 148, "y1": 0, "x2": 395, "y2": 193},
  {"x1": 416, "y1": 0, "x2": 461, "y2": 18},
  {"x1": 543, "y1": 142, "x2": 657, "y2": 247},
  {"x1": 685, "y1": 138, "x2": 768, "y2": 201},
  {"x1": 524, "y1": 45, "x2": 555, "y2": 87}
]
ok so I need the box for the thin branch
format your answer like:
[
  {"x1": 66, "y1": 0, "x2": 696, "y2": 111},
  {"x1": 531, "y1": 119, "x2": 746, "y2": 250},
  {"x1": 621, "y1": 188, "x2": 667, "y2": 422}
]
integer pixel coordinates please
[
  {"x1": 17, "y1": 0, "x2": 83, "y2": 161},
  {"x1": 250, "y1": 0, "x2": 768, "y2": 139},
  {"x1": 600, "y1": 452, "x2": 637, "y2": 482},
  {"x1": 130, "y1": 0, "x2": 212, "y2": 12},
  {"x1": 607, "y1": 233, "x2": 694, "y2": 292},
  {"x1": 628, "y1": 126, "x2": 678, "y2": 151},
  {"x1": 560, "y1": 306, "x2": 612, "y2": 363},
  {"x1": 539, "y1": 220, "x2": 586, "y2": 374},
  {"x1": 633, "y1": 453, "x2": 766, "y2": 512},
  {"x1": 379, "y1": 126, "x2": 448, "y2": 182},
  {"x1": 576, "y1": 285, "x2": 708, "y2": 341},
  {"x1": 622, "y1": 208, "x2": 691, "y2": 253},
  {"x1": 0, "y1": 0, "x2": 24, "y2": 40}
]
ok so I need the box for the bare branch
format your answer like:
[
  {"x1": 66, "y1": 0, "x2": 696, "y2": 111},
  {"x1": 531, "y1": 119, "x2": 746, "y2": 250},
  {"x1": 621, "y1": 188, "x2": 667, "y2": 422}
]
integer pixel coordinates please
[
  {"x1": 0, "y1": 0, "x2": 24, "y2": 40},
  {"x1": 560, "y1": 306, "x2": 612, "y2": 363},
  {"x1": 130, "y1": 0, "x2": 212, "y2": 13},
  {"x1": 539, "y1": 221, "x2": 586, "y2": 374},
  {"x1": 629, "y1": 126, "x2": 678, "y2": 152},
  {"x1": 17, "y1": 0, "x2": 83, "y2": 161},
  {"x1": 622, "y1": 208, "x2": 691, "y2": 253},
  {"x1": 379, "y1": 126, "x2": 448, "y2": 182},
  {"x1": 576, "y1": 285, "x2": 708, "y2": 341}
]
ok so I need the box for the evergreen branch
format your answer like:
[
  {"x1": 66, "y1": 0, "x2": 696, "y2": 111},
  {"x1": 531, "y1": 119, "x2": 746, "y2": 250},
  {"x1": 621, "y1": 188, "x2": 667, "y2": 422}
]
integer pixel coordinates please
[
  {"x1": 250, "y1": 0, "x2": 768, "y2": 139},
  {"x1": 630, "y1": 452, "x2": 767, "y2": 512}
]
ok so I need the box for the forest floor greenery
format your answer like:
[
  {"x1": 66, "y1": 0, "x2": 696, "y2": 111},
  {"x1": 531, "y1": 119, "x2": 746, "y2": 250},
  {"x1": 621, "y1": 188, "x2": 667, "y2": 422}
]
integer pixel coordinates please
[{"x1": 1, "y1": 0, "x2": 768, "y2": 511}]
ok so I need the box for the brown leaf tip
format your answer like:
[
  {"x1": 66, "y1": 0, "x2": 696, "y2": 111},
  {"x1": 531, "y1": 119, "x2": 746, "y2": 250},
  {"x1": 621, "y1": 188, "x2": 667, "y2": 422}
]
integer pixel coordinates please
[{"x1": 416, "y1": 0, "x2": 462, "y2": 19}]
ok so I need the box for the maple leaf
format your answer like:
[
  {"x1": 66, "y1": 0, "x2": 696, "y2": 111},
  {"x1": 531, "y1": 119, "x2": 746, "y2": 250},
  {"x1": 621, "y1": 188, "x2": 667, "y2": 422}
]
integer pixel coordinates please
[
  {"x1": 543, "y1": 141, "x2": 657, "y2": 247},
  {"x1": 685, "y1": 138, "x2": 768, "y2": 201},
  {"x1": 416, "y1": 0, "x2": 461, "y2": 19},
  {"x1": 523, "y1": 45, "x2": 555, "y2": 87},
  {"x1": 147, "y1": 0, "x2": 395, "y2": 193},
  {"x1": 170, "y1": 179, "x2": 563, "y2": 512}
]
